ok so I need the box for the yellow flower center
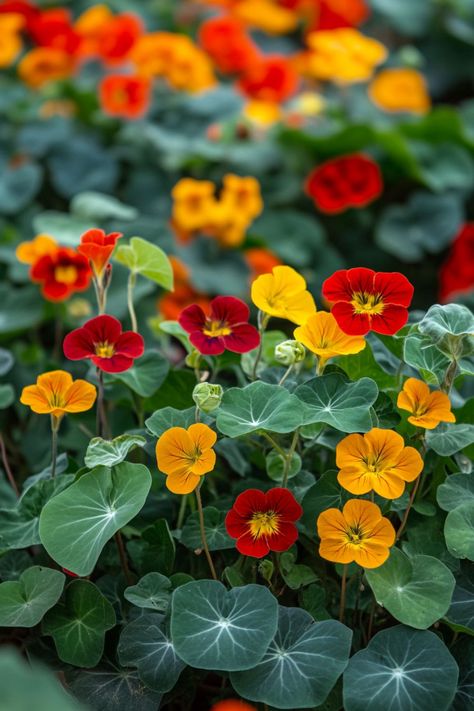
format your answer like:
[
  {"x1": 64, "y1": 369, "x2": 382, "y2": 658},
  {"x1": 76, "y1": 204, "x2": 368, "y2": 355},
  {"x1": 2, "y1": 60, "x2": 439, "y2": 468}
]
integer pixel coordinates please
[
  {"x1": 248, "y1": 510, "x2": 281, "y2": 539},
  {"x1": 351, "y1": 291, "x2": 385, "y2": 316},
  {"x1": 54, "y1": 265, "x2": 78, "y2": 284},
  {"x1": 203, "y1": 320, "x2": 232, "y2": 338},
  {"x1": 95, "y1": 341, "x2": 115, "y2": 358},
  {"x1": 346, "y1": 525, "x2": 365, "y2": 545}
]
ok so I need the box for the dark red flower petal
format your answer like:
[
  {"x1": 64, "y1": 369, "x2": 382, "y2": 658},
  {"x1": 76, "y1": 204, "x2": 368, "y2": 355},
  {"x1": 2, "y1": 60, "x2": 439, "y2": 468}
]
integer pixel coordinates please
[
  {"x1": 236, "y1": 531, "x2": 269, "y2": 558},
  {"x1": 265, "y1": 487, "x2": 303, "y2": 522},
  {"x1": 331, "y1": 301, "x2": 371, "y2": 335},
  {"x1": 115, "y1": 330, "x2": 145, "y2": 358},
  {"x1": 189, "y1": 331, "x2": 226, "y2": 356},
  {"x1": 179, "y1": 304, "x2": 207, "y2": 334},
  {"x1": 84, "y1": 314, "x2": 122, "y2": 344},
  {"x1": 42, "y1": 280, "x2": 70, "y2": 301},
  {"x1": 369, "y1": 305, "x2": 409, "y2": 335},
  {"x1": 210, "y1": 295, "x2": 250, "y2": 326},
  {"x1": 222, "y1": 324, "x2": 260, "y2": 354},
  {"x1": 322, "y1": 269, "x2": 353, "y2": 303},
  {"x1": 225, "y1": 508, "x2": 248, "y2": 539},
  {"x1": 347, "y1": 267, "x2": 376, "y2": 296},
  {"x1": 374, "y1": 272, "x2": 414, "y2": 308},
  {"x1": 267, "y1": 521, "x2": 298, "y2": 552},
  {"x1": 233, "y1": 489, "x2": 267, "y2": 517},
  {"x1": 63, "y1": 327, "x2": 94, "y2": 360},
  {"x1": 91, "y1": 354, "x2": 135, "y2": 373}
]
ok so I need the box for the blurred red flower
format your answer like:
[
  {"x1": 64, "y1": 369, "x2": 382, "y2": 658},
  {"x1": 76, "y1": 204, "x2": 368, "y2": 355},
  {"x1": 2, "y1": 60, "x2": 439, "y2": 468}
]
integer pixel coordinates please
[
  {"x1": 237, "y1": 55, "x2": 298, "y2": 103},
  {"x1": 0, "y1": 0, "x2": 40, "y2": 33},
  {"x1": 158, "y1": 256, "x2": 212, "y2": 321},
  {"x1": 29, "y1": 8, "x2": 81, "y2": 54},
  {"x1": 323, "y1": 267, "x2": 414, "y2": 335},
  {"x1": 63, "y1": 314, "x2": 144, "y2": 373},
  {"x1": 305, "y1": 154, "x2": 382, "y2": 214},
  {"x1": 96, "y1": 13, "x2": 143, "y2": 66},
  {"x1": 199, "y1": 15, "x2": 259, "y2": 74},
  {"x1": 245, "y1": 247, "x2": 282, "y2": 278},
  {"x1": 77, "y1": 228, "x2": 122, "y2": 278},
  {"x1": 179, "y1": 295, "x2": 260, "y2": 355},
  {"x1": 225, "y1": 488, "x2": 302, "y2": 558},
  {"x1": 439, "y1": 223, "x2": 474, "y2": 303},
  {"x1": 30, "y1": 247, "x2": 91, "y2": 302},
  {"x1": 99, "y1": 75, "x2": 151, "y2": 119}
]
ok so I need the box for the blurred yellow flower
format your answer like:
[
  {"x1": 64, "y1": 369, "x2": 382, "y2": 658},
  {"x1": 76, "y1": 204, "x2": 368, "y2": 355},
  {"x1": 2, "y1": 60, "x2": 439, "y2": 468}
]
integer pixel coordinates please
[
  {"x1": 0, "y1": 13, "x2": 23, "y2": 68},
  {"x1": 16, "y1": 234, "x2": 58, "y2": 265},
  {"x1": 369, "y1": 68, "x2": 431, "y2": 114}
]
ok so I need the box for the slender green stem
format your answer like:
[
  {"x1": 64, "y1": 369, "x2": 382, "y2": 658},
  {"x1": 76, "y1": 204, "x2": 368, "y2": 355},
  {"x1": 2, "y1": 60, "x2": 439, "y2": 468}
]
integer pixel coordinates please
[
  {"x1": 127, "y1": 271, "x2": 138, "y2": 332},
  {"x1": 339, "y1": 564, "x2": 348, "y2": 623},
  {"x1": 251, "y1": 311, "x2": 269, "y2": 381},
  {"x1": 278, "y1": 364, "x2": 294, "y2": 386},
  {"x1": 396, "y1": 475, "x2": 421, "y2": 540},
  {"x1": 261, "y1": 431, "x2": 287, "y2": 459},
  {"x1": 177, "y1": 494, "x2": 188, "y2": 529},
  {"x1": 282, "y1": 430, "x2": 299, "y2": 488},
  {"x1": 0, "y1": 434, "x2": 19, "y2": 496},
  {"x1": 114, "y1": 531, "x2": 133, "y2": 585},
  {"x1": 195, "y1": 484, "x2": 217, "y2": 580},
  {"x1": 316, "y1": 357, "x2": 327, "y2": 376},
  {"x1": 50, "y1": 415, "x2": 60, "y2": 479}
]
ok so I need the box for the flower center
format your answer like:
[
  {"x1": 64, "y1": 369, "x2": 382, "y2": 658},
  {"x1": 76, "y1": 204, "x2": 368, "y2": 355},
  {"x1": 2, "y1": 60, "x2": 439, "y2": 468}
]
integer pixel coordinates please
[
  {"x1": 203, "y1": 319, "x2": 232, "y2": 338},
  {"x1": 54, "y1": 265, "x2": 78, "y2": 284},
  {"x1": 351, "y1": 291, "x2": 385, "y2": 316},
  {"x1": 345, "y1": 525, "x2": 365, "y2": 546},
  {"x1": 248, "y1": 510, "x2": 281, "y2": 539},
  {"x1": 94, "y1": 341, "x2": 115, "y2": 358}
]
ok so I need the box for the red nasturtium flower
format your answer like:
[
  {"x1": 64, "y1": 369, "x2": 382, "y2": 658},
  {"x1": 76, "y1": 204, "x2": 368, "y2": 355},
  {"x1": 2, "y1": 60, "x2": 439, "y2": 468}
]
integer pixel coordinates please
[
  {"x1": 226, "y1": 488, "x2": 302, "y2": 558},
  {"x1": 29, "y1": 7, "x2": 81, "y2": 54},
  {"x1": 99, "y1": 75, "x2": 151, "y2": 120},
  {"x1": 322, "y1": 267, "x2": 414, "y2": 335},
  {"x1": 199, "y1": 15, "x2": 259, "y2": 74},
  {"x1": 179, "y1": 296, "x2": 260, "y2": 356},
  {"x1": 30, "y1": 247, "x2": 91, "y2": 301},
  {"x1": 210, "y1": 700, "x2": 257, "y2": 711},
  {"x1": 305, "y1": 154, "x2": 382, "y2": 214},
  {"x1": 77, "y1": 228, "x2": 122, "y2": 277},
  {"x1": 95, "y1": 13, "x2": 143, "y2": 66},
  {"x1": 237, "y1": 55, "x2": 299, "y2": 103},
  {"x1": 439, "y1": 223, "x2": 474, "y2": 303},
  {"x1": 63, "y1": 314, "x2": 144, "y2": 373}
]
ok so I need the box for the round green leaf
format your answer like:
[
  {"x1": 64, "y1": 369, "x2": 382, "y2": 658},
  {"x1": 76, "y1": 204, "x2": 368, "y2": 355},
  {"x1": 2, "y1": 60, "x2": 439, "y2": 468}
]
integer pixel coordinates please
[
  {"x1": 145, "y1": 407, "x2": 199, "y2": 438},
  {"x1": 446, "y1": 567, "x2": 474, "y2": 633},
  {"x1": 365, "y1": 548, "x2": 455, "y2": 629},
  {"x1": 170, "y1": 580, "x2": 278, "y2": 671},
  {"x1": 266, "y1": 450, "x2": 301, "y2": 482},
  {"x1": 84, "y1": 435, "x2": 146, "y2": 468},
  {"x1": 180, "y1": 507, "x2": 235, "y2": 551},
  {"x1": 445, "y1": 502, "x2": 474, "y2": 560},
  {"x1": 0, "y1": 566, "x2": 65, "y2": 627},
  {"x1": 118, "y1": 613, "x2": 186, "y2": 693},
  {"x1": 124, "y1": 573, "x2": 172, "y2": 612},
  {"x1": 437, "y1": 473, "x2": 474, "y2": 512},
  {"x1": 71, "y1": 191, "x2": 138, "y2": 222},
  {"x1": 43, "y1": 580, "x2": 115, "y2": 667},
  {"x1": 403, "y1": 332, "x2": 451, "y2": 386},
  {"x1": 231, "y1": 607, "x2": 351, "y2": 708},
  {"x1": 295, "y1": 373, "x2": 378, "y2": 433},
  {"x1": 109, "y1": 351, "x2": 169, "y2": 397},
  {"x1": 39, "y1": 463, "x2": 152, "y2": 576},
  {"x1": 343, "y1": 626, "x2": 459, "y2": 711},
  {"x1": 451, "y1": 637, "x2": 474, "y2": 711},
  {"x1": 426, "y1": 424, "x2": 474, "y2": 456},
  {"x1": 216, "y1": 382, "x2": 304, "y2": 437},
  {"x1": 68, "y1": 664, "x2": 161, "y2": 711},
  {"x1": 114, "y1": 236, "x2": 173, "y2": 289},
  {"x1": 418, "y1": 304, "x2": 474, "y2": 342}
]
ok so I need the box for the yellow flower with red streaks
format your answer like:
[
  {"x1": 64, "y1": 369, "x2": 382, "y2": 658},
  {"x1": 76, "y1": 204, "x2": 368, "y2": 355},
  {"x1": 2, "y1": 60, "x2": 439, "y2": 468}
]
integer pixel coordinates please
[
  {"x1": 336, "y1": 428, "x2": 423, "y2": 499},
  {"x1": 20, "y1": 370, "x2": 96, "y2": 422},
  {"x1": 16, "y1": 234, "x2": 58, "y2": 265},
  {"x1": 397, "y1": 378, "x2": 455, "y2": 430},
  {"x1": 251, "y1": 265, "x2": 316, "y2": 325},
  {"x1": 294, "y1": 311, "x2": 366, "y2": 369},
  {"x1": 317, "y1": 499, "x2": 395, "y2": 569},
  {"x1": 369, "y1": 68, "x2": 431, "y2": 114},
  {"x1": 155, "y1": 424, "x2": 217, "y2": 494}
]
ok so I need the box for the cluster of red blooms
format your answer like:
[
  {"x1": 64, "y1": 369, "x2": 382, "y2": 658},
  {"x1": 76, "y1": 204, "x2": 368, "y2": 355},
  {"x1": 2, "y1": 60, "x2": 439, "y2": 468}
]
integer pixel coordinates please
[{"x1": 439, "y1": 223, "x2": 474, "y2": 303}]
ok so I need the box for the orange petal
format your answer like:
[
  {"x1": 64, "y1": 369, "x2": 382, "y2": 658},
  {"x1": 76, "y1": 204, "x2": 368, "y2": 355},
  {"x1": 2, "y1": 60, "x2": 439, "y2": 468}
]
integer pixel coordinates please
[
  {"x1": 189, "y1": 448, "x2": 216, "y2": 476},
  {"x1": 317, "y1": 507, "x2": 348, "y2": 540},
  {"x1": 319, "y1": 538, "x2": 355, "y2": 565},
  {"x1": 336, "y1": 433, "x2": 368, "y2": 468},
  {"x1": 365, "y1": 428, "x2": 404, "y2": 466},
  {"x1": 188, "y1": 422, "x2": 217, "y2": 451},
  {"x1": 20, "y1": 384, "x2": 51, "y2": 414},
  {"x1": 37, "y1": 370, "x2": 73, "y2": 397},
  {"x1": 63, "y1": 380, "x2": 97, "y2": 413},
  {"x1": 156, "y1": 427, "x2": 193, "y2": 475},
  {"x1": 166, "y1": 469, "x2": 201, "y2": 495},
  {"x1": 372, "y1": 472, "x2": 406, "y2": 499},
  {"x1": 393, "y1": 446, "x2": 423, "y2": 482},
  {"x1": 337, "y1": 468, "x2": 373, "y2": 495},
  {"x1": 397, "y1": 378, "x2": 430, "y2": 415},
  {"x1": 354, "y1": 541, "x2": 390, "y2": 569},
  {"x1": 371, "y1": 517, "x2": 396, "y2": 547},
  {"x1": 342, "y1": 498, "x2": 382, "y2": 531}
]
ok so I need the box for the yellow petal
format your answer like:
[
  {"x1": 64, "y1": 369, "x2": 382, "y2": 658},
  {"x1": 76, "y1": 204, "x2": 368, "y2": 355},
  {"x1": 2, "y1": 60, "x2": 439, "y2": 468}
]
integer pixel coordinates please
[{"x1": 63, "y1": 380, "x2": 97, "y2": 413}]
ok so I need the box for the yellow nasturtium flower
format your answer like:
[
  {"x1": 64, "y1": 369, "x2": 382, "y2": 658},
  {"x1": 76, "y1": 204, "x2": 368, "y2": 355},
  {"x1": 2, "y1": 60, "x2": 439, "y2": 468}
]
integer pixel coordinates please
[
  {"x1": 155, "y1": 423, "x2": 217, "y2": 494},
  {"x1": 20, "y1": 370, "x2": 96, "y2": 423},
  {"x1": 294, "y1": 311, "x2": 366, "y2": 369},
  {"x1": 397, "y1": 378, "x2": 455, "y2": 429},
  {"x1": 251, "y1": 265, "x2": 316, "y2": 325},
  {"x1": 368, "y1": 68, "x2": 431, "y2": 114}
]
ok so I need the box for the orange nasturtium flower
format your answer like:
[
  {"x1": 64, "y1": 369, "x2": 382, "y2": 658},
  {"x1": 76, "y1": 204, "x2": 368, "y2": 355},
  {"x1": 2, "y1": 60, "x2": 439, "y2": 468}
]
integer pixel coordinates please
[
  {"x1": 18, "y1": 47, "x2": 75, "y2": 89},
  {"x1": 16, "y1": 234, "x2": 58, "y2": 265},
  {"x1": 317, "y1": 499, "x2": 396, "y2": 569},
  {"x1": 0, "y1": 13, "x2": 24, "y2": 68},
  {"x1": 171, "y1": 178, "x2": 217, "y2": 235},
  {"x1": 368, "y1": 68, "x2": 431, "y2": 114},
  {"x1": 294, "y1": 311, "x2": 366, "y2": 370},
  {"x1": 397, "y1": 378, "x2": 456, "y2": 429},
  {"x1": 336, "y1": 428, "x2": 424, "y2": 499},
  {"x1": 251, "y1": 265, "x2": 316, "y2": 325},
  {"x1": 155, "y1": 424, "x2": 217, "y2": 494},
  {"x1": 20, "y1": 370, "x2": 96, "y2": 425}
]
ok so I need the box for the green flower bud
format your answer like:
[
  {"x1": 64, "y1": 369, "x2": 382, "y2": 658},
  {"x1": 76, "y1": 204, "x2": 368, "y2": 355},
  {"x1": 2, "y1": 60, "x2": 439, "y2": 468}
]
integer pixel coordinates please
[
  {"x1": 274, "y1": 340, "x2": 306, "y2": 366},
  {"x1": 192, "y1": 382, "x2": 223, "y2": 413}
]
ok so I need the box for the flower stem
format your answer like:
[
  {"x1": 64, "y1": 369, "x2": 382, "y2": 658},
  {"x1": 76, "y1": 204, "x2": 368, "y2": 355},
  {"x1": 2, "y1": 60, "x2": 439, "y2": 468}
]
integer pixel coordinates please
[
  {"x1": 250, "y1": 311, "x2": 269, "y2": 381},
  {"x1": 50, "y1": 415, "x2": 60, "y2": 479},
  {"x1": 261, "y1": 431, "x2": 287, "y2": 459},
  {"x1": 278, "y1": 364, "x2": 294, "y2": 386},
  {"x1": 114, "y1": 531, "x2": 133, "y2": 585},
  {"x1": 396, "y1": 475, "x2": 421, "y2": 540},
  {"x1": 339, "y1": 564, "x2": 348, "y2": 623},
  {"x1": 177, "y1": 493, "x2": 188, "y2": 529},
  {"x1": 0, "y1": 434, "x2": 19, "y2": 497},
  {"x1": 195, "y1": 483, "x2": 217, "y2": 580},
  {"x1": 316, "y1": 357, "x2": 327, "y2": 376},
  {"x1": 127, "y1": 271, "x2": 138, "y2": 332},
  {"x1": 282, "y1": 430, "x2": 299, "y2": 488}
]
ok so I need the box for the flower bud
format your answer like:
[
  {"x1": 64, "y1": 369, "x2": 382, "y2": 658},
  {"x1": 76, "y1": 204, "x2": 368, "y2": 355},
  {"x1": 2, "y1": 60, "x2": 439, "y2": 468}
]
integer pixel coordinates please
[
  {"x1": 192, "y1": 382, "x2": 223, "y2": 413},
  {"x1": 274, "y1": 340, "x2": 305, "y2": 366}
]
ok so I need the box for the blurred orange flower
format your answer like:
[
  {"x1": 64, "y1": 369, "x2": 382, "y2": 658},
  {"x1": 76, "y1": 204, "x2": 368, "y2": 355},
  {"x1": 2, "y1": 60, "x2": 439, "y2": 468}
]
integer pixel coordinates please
[
  {"x1": 245, "y1": 248, "x2": 282, "y2": 278},
  {"x1": 155, "y1": 423, "x2": 217, "y2": 494},
  {"x1": 369, "y1": 68, "x2": 431, "y2": 114},
  {"x1": 0, "y1": 13, "x2": 24, "y2": 68},
  {"x1": 19, "y1": 47, "x2": 75, "y2": 88},
  {"x1": 336, "y1": 428, "x2": 424, "y2": 499},
  {"x1": 158, "y1": 256, "x2": 212, "y2": 320},
  {"x1": 77, "y1": 228, "x2": 122, "y2": 277},
  {"x1": 21, "y1": 370, "x2": 96, "y2": 421},
  {"x1": 317, "y1": 498, "x2": 395, "y2": 568},
  {"x1": 397, "y1": 378, "x2": 455, "y2": 429},
  {"x1": 16, "y1": 234, "x2": 58, "y2": 265},
  {"x1": 99, "y1": 74, "x2": 151, "y2": 119}
]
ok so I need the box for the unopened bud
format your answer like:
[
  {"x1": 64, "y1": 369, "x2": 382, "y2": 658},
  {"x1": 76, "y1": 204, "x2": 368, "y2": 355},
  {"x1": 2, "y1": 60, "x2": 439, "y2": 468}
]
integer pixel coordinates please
[
  {"x1": 275, "y1": 340, "x2": 305, "y2": 366},
  {"x1": 192, "y1": 382, "x2": 223, "y2": 413}
]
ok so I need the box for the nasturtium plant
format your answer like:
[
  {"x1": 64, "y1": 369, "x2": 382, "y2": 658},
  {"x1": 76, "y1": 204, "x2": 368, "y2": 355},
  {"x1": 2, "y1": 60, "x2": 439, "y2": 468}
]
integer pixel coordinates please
[{"x1": 0, "y1": 0, "x2": 473, "y2": 706}]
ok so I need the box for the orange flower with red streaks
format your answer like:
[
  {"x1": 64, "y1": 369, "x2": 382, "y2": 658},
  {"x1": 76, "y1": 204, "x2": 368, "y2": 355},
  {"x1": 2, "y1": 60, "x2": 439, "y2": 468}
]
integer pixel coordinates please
[
  {"x1": 397, "y1": 378, "x2": 456, "y2": 430},
  {"x1": 77, "y1": 228, "x2": 122, "y2": 278},
  {"x1": 20, "y1": 370, "x2": 96, "y2": 421},
  {"x1": 156, "y1": 423, "x2": 217, "y2": 494}
]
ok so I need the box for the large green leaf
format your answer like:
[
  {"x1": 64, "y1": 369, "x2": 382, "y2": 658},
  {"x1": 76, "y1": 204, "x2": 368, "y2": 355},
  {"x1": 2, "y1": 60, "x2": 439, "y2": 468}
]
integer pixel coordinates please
[
  {"x1": 84, "y1": 435, "x2": 146, "y2": 468},
  {"x1": 426, "y1": 424, "x2": 474, "y2": 456},
  {"x1": 39, "y1": 463, "x2": 152, "y2": 576},
  {"x1": 180, "y1": 507, "x2": 235, "y2": 551},
  {"x1": 68, "y1": 665, "x2": 162, "y2": 711},
  {"x1": 445, "y1": 567, "x2": 474, "y2": 634},
  {"x1": 231, "y1": 607, "x2": 351, "y2": 709},
  {"x1": 343, "y1": 626, "x2": 459, "y2": 711},
  {"x1": 145, "y1": 407, "x2": 211, "y2": 438},
  {"x1": 128, "y1": 519, "x2": 175, "y2": 577},
  {"x1": 216, "y1": 382, "x2": 303, "y2": 437},
  {"x1": 43, "y1": 580, "x2": 116, "y2": 667},
  {"x1": 295, "y1": 374, "x2": 378, "y2": 433},
  {"x1": 124, "y1": 573, "x2": 172, "y2": 612},
  {"x1": 0, "y1": 566, "x2": 64, "y2": 627},
  {"x1": 110, "y1": 351, "x2": 169, "y2": 397},
  {"x1": 170, "y1": 580, "x2": 278, "y2": 671},
  {"x1": 301, "y1": 471, "x2": 351, "y2": 534},
  {"x1": 437, "y1": 473, "x2": 474, "y2": 512},
  {"x1": 403, "y1": 332, "x2": 451, "y2": 386},
  {"x1": 451, "y1": 637, "x2": 474, "y2": 711},
  {"x1": 418, "y1": 304, "x2": 474, "y2": 343},
  {"x1": 365, "y1": 548, "x2": 455, "y2": 629},
  {"x1": 445, "y1": 502, "x2": 474, "y2": 561},
  {"x1": 118, "y1": 613, "x2": 186, "y2": 693},
  {"x1": 114, "y1": 236, "x2": 173, "y2": 289}
]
